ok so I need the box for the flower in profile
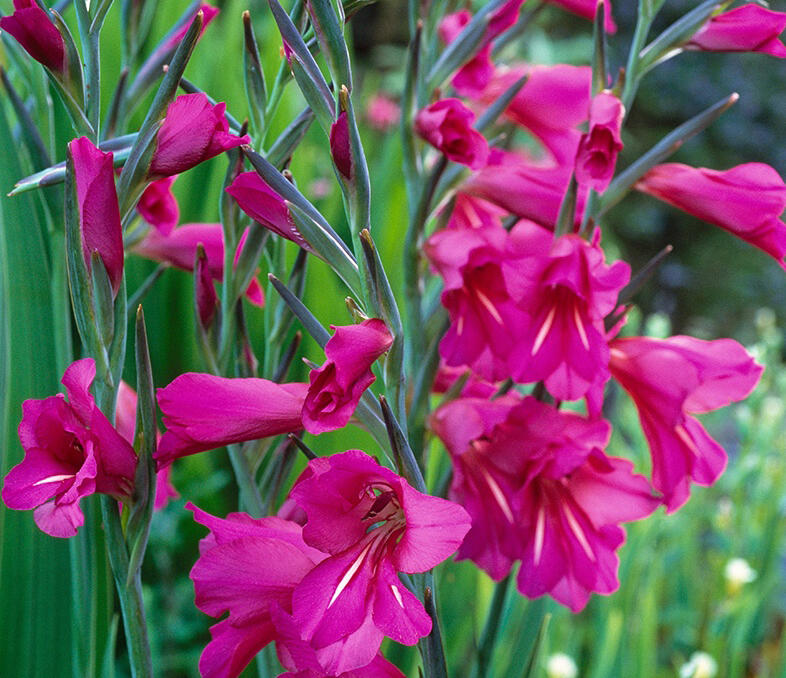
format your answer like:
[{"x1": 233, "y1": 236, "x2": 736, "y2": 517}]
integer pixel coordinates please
[
  {"x1": 687, "y1": 4, "x2": 786, "y2": 57},
  {"x1": 0, "y1": 0, "x2": 66, "y2": 74},
  {"x1": 1, "y1": 359, "x2": 137, "y2": 537},
  {"x1": 330, "y1": 111, "x2": 353, "y2": 180},
  {"x1": 636, "y1": 162, "x2": 786, "y2": 269},
  {"x1": 609, "y1": 335, "x2": 763, "y2": 511},
  {"x1": 414, "y1": 98, "x2": 489, "y2": 169},
  {"x1": 574, "y1": 91, "x2": 625, "y2": 192},
  {"x1": 137, "y1": 176, "x2": 179, "y2": 236},
  {"x1": 149, "y1": 93, "x2": 250, "y2": 178},
  {"x1": 69, "y1": 137, "x2": 124, "y2": 296},
  {"x1": 131, "y1": 222, "x2": 265, "y2": 308},
  {"x1": 226, "y1": 172, "x2": 313, "y2": 251},
  {"x1": 155, "y1": 373, "x2": 307, "y2": 466},
  {"x1": 508, "y1": 231, "x2": 630, "y2": 401},
  {"x1": 431, "y1": 396, "x2": 658, "y2": 612},
  {"x1": 302, "y1": 319, "x2": 393, "y2": 435},
  {"x1": 286, "y1": 450, "x2": 471, "y2": 674}
]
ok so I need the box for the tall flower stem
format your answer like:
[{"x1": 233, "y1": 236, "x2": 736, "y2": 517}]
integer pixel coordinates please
[{"x1": 471, "y1": 574, "x2": 512, "y2": 678}]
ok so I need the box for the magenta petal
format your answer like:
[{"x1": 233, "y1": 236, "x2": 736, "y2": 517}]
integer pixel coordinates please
[
  {"x1": 199, "y1": 617, "x2": 276, "y2": 678},
  {"x1": 137, "y1": 176, "x2": 179, "y2": 235},
  {"x1": 149, "y1": 93, "x2": 250, "y2": 177},
  {"x1": 330, "y1": 111, "x2": 353, "y2": 179},
  {"x1": 0, "y1": 5, "x2": 65, "y2": 73},
  {"x1": 688, "y1": 4, "x2": 786, "y2": 57},
  {"x1": 414, "y1": 98, "x2": 489, "y2": 169},
  {"x1": 371, "y1": 560, "x2": 432, "y2": 645},
  {"x1": 156, "y1": 374, "x2": 307, "y2": 464},
  {"x1": 69, "y1": 138, "x2": 124, "y2": 295},
  {"x1": 33, "y1": 498, "x2": 84, "y2": 538}
]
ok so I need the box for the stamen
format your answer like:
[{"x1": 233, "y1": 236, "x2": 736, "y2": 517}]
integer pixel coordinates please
[
  {"x1": 674, "y1": 424, "x2": 700, "y2": 457},
  {"x1": 563, "y1": 503, "x2": 595, "y2": 561},
  {"x1": 33, "y1": 473, "x2": 75, "y2": 486},
  {"x1": 456, "y1": 314, "x2": 465, "y2": 337},
  {"x1": 328, "y1": 542, "x2": 373, "y2": 608},
  {"x1": 609, "y1": 347, "x2": 625, "y2": 362},
  {"x1": 572, "y1": 303, "x2": 590, "y2": 351},
  {"x1": 479, "y1": 467, "x2": 514, "y2": 523},
  {"x1": 390, "y1": 584, "x2": 405, "y2": 608},
  {"x1": 534, "y1": 506, "x2": 546, "y2": 565},
  {"x1": 531, "y1": 306, "x2": 557, "y2": 356},
  {"x1": 475, "y1": 289, "x2": 504, "y2": 325}
]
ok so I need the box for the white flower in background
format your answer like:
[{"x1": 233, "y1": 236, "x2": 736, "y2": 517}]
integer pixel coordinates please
[
  {"x1": 679, "y1": 651, "x2": 718, "y2": 678},
  {"x1": 724, "y1": 557, "x2": 757, "y2": 595},
  {"x1": 546, "y1": 652, "x2": 578, "y2": 678}
]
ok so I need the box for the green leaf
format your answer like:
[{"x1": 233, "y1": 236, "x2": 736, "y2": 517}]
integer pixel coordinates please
[
  {"x1": 520, "y1": 612, "x2": 551, "y2": 678},
  {"x1": 306, "y1": 0, "x2": 352, "y2": 89},
  {"x1": 242, "y1": 11, "x2": 268, "y2": 138}
]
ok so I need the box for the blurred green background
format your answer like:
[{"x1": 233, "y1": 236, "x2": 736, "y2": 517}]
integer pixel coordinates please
[{"x1": 1, "y1": 1, "x2": 785, "y2": 676}]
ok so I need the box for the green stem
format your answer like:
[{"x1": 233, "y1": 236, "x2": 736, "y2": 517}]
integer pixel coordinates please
[
  {"x1": 100, "y1": 497, "x2": 153, "y2": 678},
  {"x1": 471, "y1": 574, "x2": 512, "y2": 678},
  {"x1": 227, "y1": 445, "x2": 266, "y2": 517},
  {"x1": 622, "y1": 2, "x2": 660, "y2": 113}
]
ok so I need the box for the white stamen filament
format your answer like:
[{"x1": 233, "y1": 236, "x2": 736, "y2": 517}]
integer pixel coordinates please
[
  {"x1": 674, "y1": 424, "x2": 700, "y2": 457},
  {"x1": 475, "y1": 289, "x2": 504, "y2": 325},
  {"x1": 328, "y1": 541, "x2": 373, "y2": 609},
  {"x1": 563, "y1": 504, "x2": 595, "y2": 561},
  {"x1": 33, "y1": 473, "x2": 75, "y2": 486},
  {"x1": 534, "y1": 506, "x2": 546, "y2": 565},
  {"x1": 456, "y1": 314, "x2": 465, "y2": 337},
  {"x1": 479, "y1": 467, "x2": 514, "y2": 523},
  {"x1": 573, "y1": 304, "x2": 590, "y2": 351},
  {"x1": 609, "y1": 347, "x2": 625, "y2": 362},
  {"x1": 390, "y1": 584, "x2": 404, "y2": 608},
  {"x1": 531, "y1": 306, "x2": 557, "y2": 356}
]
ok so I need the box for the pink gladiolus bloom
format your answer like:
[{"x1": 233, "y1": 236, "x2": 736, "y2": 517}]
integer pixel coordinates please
[
  {"x1": 156, "y1": 374, "x2": 308, "y2": 466},
  {"x1": 366, "y1": 94, "x2": 400, "y2": 132},
  {"x1": 188, "y1": 503, "x2": 327, "y2": 678},
  {"x1": 163, "y1": 3, "x2": 220, "y2": 51},
  {"x1": 303, "y1": 319, "x2": 393, "y2": 435},
  {"x1": 69, "y1": 137, "x2": 124, "y2": 296},
  {"x1": 463, "y1": 150, "x2": 588, "y2": 229},
  {"x1": 137, "y1": 176, "x2": 179, "y2": 235},
  {"x1": 132, "y1": 222, "x2": 265, "y2": 307},
  {"x1": 687, "y1": 4, "x2": 786, "y2": 57},
  {"x1": 609, "y1": 336, "x2": 763, "y2": 512},
  {"x1": 414, "y1": 98, "x2": 489, "y2": 169},
  {"x1": 195, "y1": 246, "x2": 219, "y2": 329},
  {"x1": 546, "y1": 0, "x2": 616, "y2": 33},
  {"x1": 1, "y1": 359, "x2": 137, "y2": 537},
  {"x1": 0, "y1": 0, "x2": 66, "y2": 73},
  {"x1": 330, "y1": 111, "x2": 353, "y2": 180},
  {"x1": 115, "y1": 381, "x2": 178, "y2": 511},
  {"x1": 431, "y1": 396, "x2": 658, "y2": 612},
  {"x1": 636, "y1": 162, "x2": 786, "y2": 270},
  {"x1": 482, "y1": 64, "x2": 592, "y2": 163},
  {"x1": 508, "y1": 231, "x2": 630, "y2": 400},
  {"x1": 425, "y1": 217, "x2": 551, "y2": 381},
  {"x1": 149, "y1": 93, "x2": 250, "y2": 178},
  {"x1": 574, "y1": 92, "x2": 624, "y2": 191},
  {"x1": 226, "y1": 172, "x2": 314, "y2": 251},
  {"x1": 287, "y1": 450, "x2": 471, "y2": 674}
]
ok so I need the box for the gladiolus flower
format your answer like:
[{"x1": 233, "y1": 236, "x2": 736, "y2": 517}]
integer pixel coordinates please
[
  {"x1": 287, "y1": 450, "x2": 471, "y2": 674},
  {"x1": 156, "y1": 374, "x2": 307, "y2": 465},
  {"x1": 636, "y1": 163, "x2": 786, "y2": 270},
  {"x1": 609, "y1": 335, "x2": 763, "y2": 511},
  {"x1": 69, "y1": 137, "x2": 124, "y2": 296},
  {"x1": 366, "y1": 94, "x2": 400, "y2": 131},
  {"x1": 148, "y1": 93, "x2": 250, "y2": 178},
  {"x1": 1, "y1": 359, "x2": 137, "y2": 537},
  {"x1": 431, "y1": 396, "x2": 658, "y2": 612},
  {"x1": 414, "y1": 98, "x2": 489, "y2": 169},
  {"x1": 131, "y1": 222, "x2": 265, "y2": 307},
  {"x1": 574, "y1": 92, "x2": 624, "y2": 192},
  {"x1": 226, "y1": 172, "x2": 314, "y2": 251},
  {"x1": 137, "y1": 176, "x2": 179, "y2": 236},
  {"x1": 508, "y1": 230, "x2": 630, "y2": 400},
  {"x1": 687, "y1": 4, "x2": 786, "y2": 58},
  {"x1": 0, "y1": 0, "x2": 66, "y2": 74},
  {"x1": 302, "y1": 319, "x2": 393, "y2": 435},
  {"x1": 115, "y1": 381, "x2": 178, "y2": 511}
]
